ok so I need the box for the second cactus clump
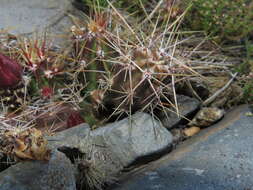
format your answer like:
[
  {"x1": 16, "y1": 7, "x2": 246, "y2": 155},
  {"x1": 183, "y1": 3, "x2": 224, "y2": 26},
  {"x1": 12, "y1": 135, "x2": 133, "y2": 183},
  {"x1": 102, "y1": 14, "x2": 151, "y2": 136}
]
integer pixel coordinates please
[{"x1": 70, "y1": 6, "x2": 198, "y2": 124}]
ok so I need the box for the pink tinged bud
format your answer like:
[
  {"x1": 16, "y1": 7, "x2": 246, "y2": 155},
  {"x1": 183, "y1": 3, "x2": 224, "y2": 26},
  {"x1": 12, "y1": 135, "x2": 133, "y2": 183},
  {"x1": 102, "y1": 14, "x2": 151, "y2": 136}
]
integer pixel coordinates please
[
  {"x1": 41, "y1": 86, "x2": 53, "y2": 98},
  {"x1": 0, "y1": 53, "x2": 22, "y2": 89},
  {"x1": 67, "y1": 111, "x2": 85, "y2": 128}
]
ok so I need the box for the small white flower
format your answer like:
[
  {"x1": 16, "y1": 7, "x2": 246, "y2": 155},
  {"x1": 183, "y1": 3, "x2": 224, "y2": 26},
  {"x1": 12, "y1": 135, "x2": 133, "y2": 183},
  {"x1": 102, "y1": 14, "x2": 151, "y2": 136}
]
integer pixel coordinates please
[
  {"x1": 71, "y1": 25, "x2": 77, "y2": 33},
  {"x1": 76, "y1": 35, "x2": 83, "y2": 40},
  {"x1": 23, "y1": 75, "x2": 31, "y2": 86},
  {"x1": 29, "y1": 64, "x2": 38, "y2": 72},
  {"x1": 44, "y1": 70, "x2": 53, "y2": 79},
  {"x1": 143, "y1": 71, "x2": 152, "y2": 80},
  {"x1": 97, "y1": 49, "x2": 105, "y2": 58},
  {"x1": 159, "y1": 48, "x2": 165, "y2": 54},
  {"x1": 53, "y1": 68, "x2": 59, "y2": 73},
  {"x1": 87, "y1": 31, "x2": 95, "y2": 40},
  {"x1": 159, "y1": 48, "x2": 169, "y2": 57},
  {"x1": 80, "y1": 60, "x2": 87, "y2": 67}
]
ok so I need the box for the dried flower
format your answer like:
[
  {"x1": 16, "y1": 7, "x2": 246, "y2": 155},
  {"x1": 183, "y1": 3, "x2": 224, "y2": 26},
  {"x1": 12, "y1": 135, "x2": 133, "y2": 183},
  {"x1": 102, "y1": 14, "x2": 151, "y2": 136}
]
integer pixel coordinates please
[
  {"x1": 0, "y1": 128, "x2": 50, "y2": 161},
  {"x1": 88, "y1": 13, "x2": 108, "y2": 34},
  {"x1": 0, "y1": 53, "x2": 22, "y2": 88}
]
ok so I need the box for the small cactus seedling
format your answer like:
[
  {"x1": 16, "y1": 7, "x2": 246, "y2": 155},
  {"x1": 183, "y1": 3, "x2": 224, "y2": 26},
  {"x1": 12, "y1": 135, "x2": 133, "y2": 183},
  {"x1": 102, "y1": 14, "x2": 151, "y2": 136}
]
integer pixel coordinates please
[{"x1": 19, "y1": 35, "x2": 64, "y2": 80}]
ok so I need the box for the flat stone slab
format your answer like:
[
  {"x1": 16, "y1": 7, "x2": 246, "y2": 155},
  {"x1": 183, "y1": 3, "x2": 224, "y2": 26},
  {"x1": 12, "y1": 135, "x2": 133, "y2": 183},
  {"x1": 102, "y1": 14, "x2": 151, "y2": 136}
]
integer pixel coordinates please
[
  {"x1": 0, "y1": 0, "x2": 75, "y2": 46},
  {"x1": 0, "y1": 0, "x2": 73, "y2": 34},
  {"x1": 48, "y1": 112, "x2": 173, "y2": 177},
  {"x1": 0, "y1": 150, "x2": 76, "y2": 190},
  {"x1": 113, "y1": 105, "x2": 253, "y2": 190}
]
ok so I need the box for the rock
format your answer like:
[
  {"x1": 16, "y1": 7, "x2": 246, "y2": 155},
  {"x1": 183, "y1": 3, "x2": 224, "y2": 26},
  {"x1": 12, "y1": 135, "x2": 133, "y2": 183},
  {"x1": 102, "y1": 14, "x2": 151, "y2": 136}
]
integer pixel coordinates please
[
  {"x1": 204, "y1": 76, "x2": 243, "y2": 108},
  {"x1": 183, "y1": 126, "x2": 201, "y2": 137},
  {"x1": 0, "y1": 153, "x2": 10, "y2": 172},
  {"x1": 0, "y1": 153, "x2": 4, "y2": 160},
  {"x1": 47, "y1": 124, "x2": 91, "y2": 151},
  {"x1": 48, "y1": 112, "x2": 173, "y2": 177},
  {"x1": 0, "y1": 0, "x2": 75, "y2": 46},
  {"x1": 170, "y1": 129, "x2": 185, "y2": 145},
  {"x1": 188, "y1": 107, "x2": 225, "y2": 128},
  {"x1": 158, "y1": 95, "x2": 200, "y2": 129},
  {"x1": 112, "y1": 105, "x2": 253, "y2": 190},
  {"x1": 0, "y1": 150, "x2": 76, "y2": 190}
]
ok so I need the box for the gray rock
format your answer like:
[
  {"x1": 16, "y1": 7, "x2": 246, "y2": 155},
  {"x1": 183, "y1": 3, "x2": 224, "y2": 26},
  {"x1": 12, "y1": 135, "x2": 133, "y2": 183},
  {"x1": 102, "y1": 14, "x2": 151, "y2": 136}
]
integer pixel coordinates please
[
  {"x1": 0, "y1": 153, "x2": 4, "y2": 160},
  {"x1": 158, "y1": 95, "x2": 200, "y2": 129},
  {"x1": 188, "y1": 107, "x2": 225, "y2": 128},
  {"x1": 0, "y1": 153, "x2": 8, "y2": 172},
  {"x1": 112, "y1": 105, "x2": 253, "y2": 190},
  {"x1": 48, "y1": 112, "x2": 173, "y2": 176},
  {"x1": 0, "y1": 0, "x2": 75, "y2": 45},
  {"x1": 47, "y1": 123, "x2": 91, "y2": 151},
  {"x1": 0, "y1": 150, "x2": 76, "y2": 190},
  {"x1": 170, "y1": 128, "x2": 185, "y2": 145}
]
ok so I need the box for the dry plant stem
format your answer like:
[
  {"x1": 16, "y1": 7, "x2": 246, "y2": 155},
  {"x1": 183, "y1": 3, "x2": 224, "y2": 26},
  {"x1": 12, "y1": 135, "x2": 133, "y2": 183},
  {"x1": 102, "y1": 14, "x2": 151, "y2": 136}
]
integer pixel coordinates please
[
  {"x1": 106, "y1": 0, "x2": 143, "y2": 46},
  {"x1": 141, "y1": 0, "x2": 164, "y2": 24},
  {"x1": 202, "y1": 72, "x2": 238, "y2": 106},
  {"x1": 138, "y1": 0, "x2": 153, "y2": 26},
  {"x1": 171, "y1": 36, "x2": 179, "y2": 116},
  {"x1": 186, "y1": 79, "x2": 203, "y2": 102}
]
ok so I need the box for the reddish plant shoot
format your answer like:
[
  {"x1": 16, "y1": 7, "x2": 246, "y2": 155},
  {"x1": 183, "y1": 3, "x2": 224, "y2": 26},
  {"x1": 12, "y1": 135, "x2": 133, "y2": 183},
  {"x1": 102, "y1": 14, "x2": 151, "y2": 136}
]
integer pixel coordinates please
[
  {"x1": 67, "y1": 111, "x2": 85, "y2": 128},
  {"x1": 0, "y1": 53, "x2": 22, "y2": 89}
]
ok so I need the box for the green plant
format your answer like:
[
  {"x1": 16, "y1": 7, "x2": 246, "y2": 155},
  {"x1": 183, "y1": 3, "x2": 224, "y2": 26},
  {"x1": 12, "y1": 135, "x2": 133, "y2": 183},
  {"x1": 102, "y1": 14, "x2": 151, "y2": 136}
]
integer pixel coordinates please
[
  {"x1": 188, "y1": 0, "x2": 253, "y2": 41},
  {"x1": 243, "y1": 41, "x2": 253, "y2": 102},
  {"x1": 243, "y1": 80, "x2": 253, "y2": 102},
  {"x1": 236, "y1": 40, "x2": 253, "y2": 102}
]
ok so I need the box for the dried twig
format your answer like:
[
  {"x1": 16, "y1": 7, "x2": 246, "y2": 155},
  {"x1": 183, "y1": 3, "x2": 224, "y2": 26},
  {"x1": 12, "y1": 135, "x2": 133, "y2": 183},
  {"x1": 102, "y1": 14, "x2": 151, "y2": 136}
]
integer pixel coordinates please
[{"x1": 203, "y1": 72, "x2": 238, "y2": 106}]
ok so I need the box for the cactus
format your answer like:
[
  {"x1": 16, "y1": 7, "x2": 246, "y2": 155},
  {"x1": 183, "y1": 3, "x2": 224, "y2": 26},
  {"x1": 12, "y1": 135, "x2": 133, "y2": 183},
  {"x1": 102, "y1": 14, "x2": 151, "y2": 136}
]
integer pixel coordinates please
[{"x1": 69, "y1": 2, "x2": 202, "y2": 124}]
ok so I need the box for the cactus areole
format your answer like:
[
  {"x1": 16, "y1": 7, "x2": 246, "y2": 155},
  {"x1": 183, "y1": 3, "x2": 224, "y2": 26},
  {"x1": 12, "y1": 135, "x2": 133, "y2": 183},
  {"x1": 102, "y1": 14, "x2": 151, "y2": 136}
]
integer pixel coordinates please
[{"x1": 0, "y1": 53, "x2": 23, "y2": 89}]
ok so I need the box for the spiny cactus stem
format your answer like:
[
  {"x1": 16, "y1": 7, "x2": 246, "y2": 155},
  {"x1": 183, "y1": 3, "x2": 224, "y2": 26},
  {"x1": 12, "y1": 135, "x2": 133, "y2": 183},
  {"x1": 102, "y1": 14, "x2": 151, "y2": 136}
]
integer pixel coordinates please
[
  {"x1": 99, "y1": 43, "x2": 110, "y2": 72},
  {"x1": 87, "y1": 42, "x2": 98, "y2": 92}
]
